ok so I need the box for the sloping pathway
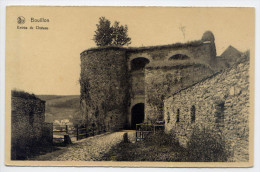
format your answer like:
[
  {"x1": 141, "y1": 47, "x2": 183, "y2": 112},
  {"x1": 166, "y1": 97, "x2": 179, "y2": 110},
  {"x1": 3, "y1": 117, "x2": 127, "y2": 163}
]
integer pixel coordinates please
[{"x1": 33, "y1": 130, "x2": 136, "y2": 161}]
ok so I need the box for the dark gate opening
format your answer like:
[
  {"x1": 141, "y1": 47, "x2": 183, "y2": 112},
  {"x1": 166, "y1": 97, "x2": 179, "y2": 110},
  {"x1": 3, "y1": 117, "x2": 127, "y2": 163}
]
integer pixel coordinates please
[
  {"x1": 131, "y1": 57, "x2": 150, "y2": 71},
  {"x1": 131, "y1": 103, "x2": 144, "y2": 129}
]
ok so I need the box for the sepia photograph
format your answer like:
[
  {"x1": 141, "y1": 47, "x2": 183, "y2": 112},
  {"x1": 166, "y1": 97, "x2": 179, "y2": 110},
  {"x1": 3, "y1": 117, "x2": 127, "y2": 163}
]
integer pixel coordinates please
[{"x1": 5, "y1": 6, "x2": 255, "y2": 167}]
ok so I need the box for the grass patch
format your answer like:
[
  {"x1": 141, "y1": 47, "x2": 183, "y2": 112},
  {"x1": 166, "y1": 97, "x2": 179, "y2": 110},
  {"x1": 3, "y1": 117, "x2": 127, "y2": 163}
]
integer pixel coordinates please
[
  {"x1": 13, "y1": 144, "x2": 62, "y2": 160},
  {"x1": 186, "y1": 128, "x2": 231, "y2": 162},
  {"x1": 100, "y1": 131, "x2": 188, "y2": 161},
  {"x1": 100, "y1": 129, "x2": 230, "y2": 162}
]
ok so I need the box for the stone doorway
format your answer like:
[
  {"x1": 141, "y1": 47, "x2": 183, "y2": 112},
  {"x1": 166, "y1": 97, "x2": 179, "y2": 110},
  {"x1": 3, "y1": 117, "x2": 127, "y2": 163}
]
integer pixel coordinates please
[{"x1": 131, "y1": 103, "x2": 144, "y2": 129}]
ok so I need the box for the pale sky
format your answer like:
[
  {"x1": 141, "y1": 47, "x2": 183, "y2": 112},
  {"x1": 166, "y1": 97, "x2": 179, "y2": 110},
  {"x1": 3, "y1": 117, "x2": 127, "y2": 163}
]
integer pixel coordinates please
[{"x1": 6, "y1": 7, "x2": 254, "y2": 95}]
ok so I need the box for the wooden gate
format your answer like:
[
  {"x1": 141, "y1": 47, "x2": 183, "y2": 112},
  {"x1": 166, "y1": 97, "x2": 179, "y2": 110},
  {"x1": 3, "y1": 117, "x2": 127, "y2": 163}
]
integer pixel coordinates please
[
  {"x1": 52, "y1": 125, "x2": 76, "y2": 143},
  {"x1": 136, "y1": 123, "x2": 164, "y2": 142}
]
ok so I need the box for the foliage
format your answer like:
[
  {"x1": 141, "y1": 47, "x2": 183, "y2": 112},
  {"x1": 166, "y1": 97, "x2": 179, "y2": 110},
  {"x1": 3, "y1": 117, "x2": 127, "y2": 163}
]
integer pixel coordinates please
[
  {"x1": 12, "y1": 90, "x2": 38, "y2": 100},
  {"x1": 93, "y1": 17, "x2": 113, "y2": 46},
  {"x1": 93, "y1": 17, "x2": 131, "y2": 46},
  {"x1": 100, "y1": 131, "x2": 186, "y2": 161},
  {"x1": 143, "y1": 131, "x2": 179, "y2": 147},
  {"x1": 111, "y1": 21, "x2": 131, "y2": 46},
  {"x1": 100, "y1": 128, "x2": 231, "y2": 162},
  {"x1": 186, "y1": 127, "x2": 231, "y2": 162}
]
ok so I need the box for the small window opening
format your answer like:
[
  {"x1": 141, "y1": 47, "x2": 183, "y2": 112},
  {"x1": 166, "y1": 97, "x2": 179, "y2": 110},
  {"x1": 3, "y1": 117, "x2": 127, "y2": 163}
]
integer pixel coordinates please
[
  {"x1": 191, "y1": 105, "x2": 196, "y2": 123},
  {"x1": 215, "y1": 102, "x2": 225, "y2": 127},
  {"x1": 176, "y1": 109, "x2": 180, "y2": 122},
  {"x1": 167, "y1": 112, "x2": 170, "y2": 123},
  {"x1": 169, "y1": 54, "x2": 190, "y2": 60}
]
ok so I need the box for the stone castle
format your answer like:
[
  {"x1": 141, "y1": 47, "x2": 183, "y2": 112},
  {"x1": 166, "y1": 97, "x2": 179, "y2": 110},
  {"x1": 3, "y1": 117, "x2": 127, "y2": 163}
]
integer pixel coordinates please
[{"x1": 80, "y1": 31, "x2": 250, "y2": 161}]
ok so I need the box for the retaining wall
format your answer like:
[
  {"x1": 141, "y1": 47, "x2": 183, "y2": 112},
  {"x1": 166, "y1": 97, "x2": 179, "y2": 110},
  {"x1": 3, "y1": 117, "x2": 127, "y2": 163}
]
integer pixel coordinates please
[{"x1": 164, "y1": 56, "x2": 250, "y2": 162}]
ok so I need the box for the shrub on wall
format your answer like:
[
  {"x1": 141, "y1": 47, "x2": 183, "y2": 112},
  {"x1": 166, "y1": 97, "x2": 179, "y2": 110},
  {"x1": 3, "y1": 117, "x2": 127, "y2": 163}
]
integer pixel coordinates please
[{"x1": 12, "y1": 90, "x2": 38, "y2": 100}]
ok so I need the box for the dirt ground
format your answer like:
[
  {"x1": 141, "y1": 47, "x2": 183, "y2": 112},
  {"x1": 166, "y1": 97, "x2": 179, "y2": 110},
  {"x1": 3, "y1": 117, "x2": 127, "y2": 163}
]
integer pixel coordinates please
[{"x1": 32, "y1": 130, "x2": 136, "y2": 161}]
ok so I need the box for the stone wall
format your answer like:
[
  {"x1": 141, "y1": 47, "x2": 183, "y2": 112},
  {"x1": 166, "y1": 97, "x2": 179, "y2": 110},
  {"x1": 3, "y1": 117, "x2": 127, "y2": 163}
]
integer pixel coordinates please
[
  {"x1": 145, "y1": 63, "x2": 214, "y2": 122},
  {"x1": 80, "y1": 31, "x2": 223, "y2": 129},
  {"x1": 127, "y1": 40, "x2": 215, "y2": 65},
  {"x1": 80, "y1": 48, "x2": 130, "y2": 132},
  {"x1": 131, "y1": 70, "x2": 145, "y2": 96},
  {"x1": 125, "y1": 32, "x2": 217, "y2": 124},
  {"x1": 164, "y1": 56, "x2": 250, "y2": 162},
  {"x1": 11, "y1": 92, "x2": 49, "y2": 160}
]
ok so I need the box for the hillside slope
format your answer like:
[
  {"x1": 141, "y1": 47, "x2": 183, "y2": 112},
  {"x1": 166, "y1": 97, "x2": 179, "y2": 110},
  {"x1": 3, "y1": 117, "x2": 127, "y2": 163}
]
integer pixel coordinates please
[{"x1": 37, "y1": 95, "x2": 83, "y2": 125}]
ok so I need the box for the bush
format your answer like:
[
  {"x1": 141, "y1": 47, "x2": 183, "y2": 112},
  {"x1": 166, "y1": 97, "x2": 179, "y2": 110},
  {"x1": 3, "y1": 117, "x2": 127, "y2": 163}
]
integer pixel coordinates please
[
  {"x1": 100, "y1": 131, "x2": 187, "y2": 161},
  {"x1": 12, "y1": 90, "x2": 38, "y2": 100},
  {"x1": 186, "y1": 127, "x2": 230, "y2": 162},
  {"x1": 143, "y1": 131, "x2": 179, "y2": 148}
]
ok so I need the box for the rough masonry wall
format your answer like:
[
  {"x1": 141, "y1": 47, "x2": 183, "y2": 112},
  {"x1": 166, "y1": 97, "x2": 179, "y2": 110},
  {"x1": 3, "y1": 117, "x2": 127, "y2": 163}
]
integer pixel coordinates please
[
  {"x1": 127, "y1": 41, "x2": 216, "y2": 123},
  {"x1": 11, "y1": 96, "x2": 47, "y2": 160},
  {"x1": 127, "y1": 41, "x2": 215, "y2": 65},
  {"x1": 131, "y1": 70, "x2": 145, "y2": 96},
  {"x1": 80, "y1": 48, "x2": 129, "y2": 133},
  {"x1": 145, "y1": 64, "x2": 214, "y2": 122},
  {"x1": 80, "y1": 33, "x2": 217, "y2": 128},
  {"x1": 164, "y1": 58, "x2": 250, "y2": 162}
]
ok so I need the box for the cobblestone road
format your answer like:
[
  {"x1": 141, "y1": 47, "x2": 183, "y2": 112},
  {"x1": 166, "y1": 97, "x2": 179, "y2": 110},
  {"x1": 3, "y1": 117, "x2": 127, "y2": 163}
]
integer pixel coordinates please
[{"x1": 35, "y1": 131, "x2": 136, "y2": 161}]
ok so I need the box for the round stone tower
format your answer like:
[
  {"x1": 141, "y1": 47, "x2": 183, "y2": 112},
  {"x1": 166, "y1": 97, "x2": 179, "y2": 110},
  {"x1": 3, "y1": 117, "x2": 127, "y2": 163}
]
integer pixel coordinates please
[
  {"x1": 201, "y1": 31, "x2": 217, "y2": 59},
  {"x1": 80, "y1": 47, "x2": 130, "y2": 133}
]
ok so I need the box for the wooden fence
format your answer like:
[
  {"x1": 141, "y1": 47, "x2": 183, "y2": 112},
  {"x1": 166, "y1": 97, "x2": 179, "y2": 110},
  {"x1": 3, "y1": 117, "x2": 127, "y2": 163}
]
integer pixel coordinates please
[
  {"x1": 136, "y1": 123, "x2": 164, "y2": 142},
  {"x1": 76, "y1": 125, "x2": 94, "y2": 140},
  {"x1": 53, "y1": 125, "x2": 73, "y2": 143},
  {"x1": 53, "y1": 124, "x2": 92, "y2": 143}
]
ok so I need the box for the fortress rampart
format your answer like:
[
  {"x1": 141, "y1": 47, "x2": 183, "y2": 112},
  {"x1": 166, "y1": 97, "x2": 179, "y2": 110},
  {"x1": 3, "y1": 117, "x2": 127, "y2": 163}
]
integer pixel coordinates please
[{"x1": 80, "y1": 31, "x2": 224, "y2": 131}]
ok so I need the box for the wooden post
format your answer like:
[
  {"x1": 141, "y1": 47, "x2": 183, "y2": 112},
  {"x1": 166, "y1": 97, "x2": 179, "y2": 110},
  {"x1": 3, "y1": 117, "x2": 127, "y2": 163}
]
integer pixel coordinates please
[
  {"x1": 51, "y1": 123, "x2": 54, "y2": 145},
  {"x1": 76, "y1": 124, "x2": 79, "y2": 141},
  {"x1": 85, "y1": 126, "x2": 88, "y2": 138}
]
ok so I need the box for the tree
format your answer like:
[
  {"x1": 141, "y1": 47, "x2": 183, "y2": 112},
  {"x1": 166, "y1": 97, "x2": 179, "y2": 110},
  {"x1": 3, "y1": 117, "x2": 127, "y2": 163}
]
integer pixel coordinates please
[
  {"x1": 111, "y1": 21, "x2": 131, "y2": 46},
  {"x1": 93, "y1": 17, "x2": 113, "y2": 46},
  {"x1": 93, "y1": 17, "x2": 131, "y2": 47}
]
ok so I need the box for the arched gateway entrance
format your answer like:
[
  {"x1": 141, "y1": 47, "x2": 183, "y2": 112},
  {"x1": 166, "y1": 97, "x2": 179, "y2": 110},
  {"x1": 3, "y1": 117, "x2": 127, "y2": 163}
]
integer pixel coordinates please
[{"x1": 131, "y1": 103, "x2": 144, "y2": 129}]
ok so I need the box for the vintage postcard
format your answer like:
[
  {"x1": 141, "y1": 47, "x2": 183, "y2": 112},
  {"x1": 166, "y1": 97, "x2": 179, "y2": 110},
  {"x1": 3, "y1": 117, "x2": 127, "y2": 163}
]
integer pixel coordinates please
[{"x1": 5, "y1": 6, "x2": 255, "y2": 167}]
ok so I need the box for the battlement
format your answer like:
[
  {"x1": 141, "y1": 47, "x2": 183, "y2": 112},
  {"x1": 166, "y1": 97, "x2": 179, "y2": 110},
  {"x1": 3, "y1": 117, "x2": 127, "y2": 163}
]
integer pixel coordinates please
[{"x1": 81, "y1": 31, "x2": 215, "y2": 57}]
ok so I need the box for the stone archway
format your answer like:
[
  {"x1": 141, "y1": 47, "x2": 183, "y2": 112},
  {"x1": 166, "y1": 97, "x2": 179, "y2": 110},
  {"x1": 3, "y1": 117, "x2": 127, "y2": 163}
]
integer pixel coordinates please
[
  {"x1": 130, "y1": 57, "x2": 150, "y2": 71},
  {"x1": 131, "y1": 103, "x2": 145, "y2": 129},
  {"x1": 169, "y1": 54, "x2": 190, "y2": 60}
]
